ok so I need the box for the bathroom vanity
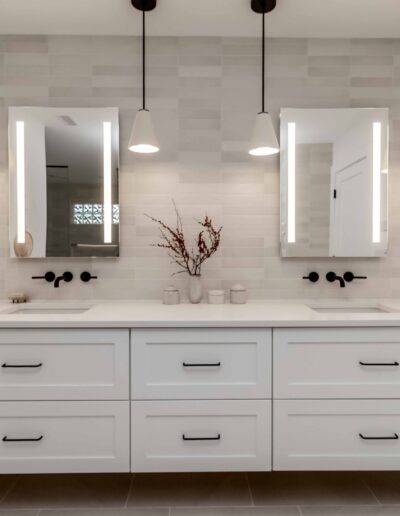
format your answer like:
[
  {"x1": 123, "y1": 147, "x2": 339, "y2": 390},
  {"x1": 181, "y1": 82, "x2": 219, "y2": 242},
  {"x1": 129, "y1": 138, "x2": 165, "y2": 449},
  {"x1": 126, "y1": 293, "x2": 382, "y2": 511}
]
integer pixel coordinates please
[{"x1": 1, "y1": 301, "x2": 400, "y2": 474}]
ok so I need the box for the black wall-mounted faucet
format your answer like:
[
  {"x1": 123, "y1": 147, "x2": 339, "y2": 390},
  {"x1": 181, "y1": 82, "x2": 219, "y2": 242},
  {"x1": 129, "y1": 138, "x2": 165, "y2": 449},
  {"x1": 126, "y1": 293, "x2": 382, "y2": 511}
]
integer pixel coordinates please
[
  {"x1": 54, "y1": 271, "x2": 73, "y2": 288},
  {"x1": 326, "y1": 271, "x2": 346, "y2": 288}
]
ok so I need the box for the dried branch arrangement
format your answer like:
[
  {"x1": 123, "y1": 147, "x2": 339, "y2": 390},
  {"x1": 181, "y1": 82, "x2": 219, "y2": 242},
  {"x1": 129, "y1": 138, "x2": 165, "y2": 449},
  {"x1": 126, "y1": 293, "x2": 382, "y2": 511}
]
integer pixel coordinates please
[{"x1": 145, "y1": 202, "x2": 222, "y2": 276}]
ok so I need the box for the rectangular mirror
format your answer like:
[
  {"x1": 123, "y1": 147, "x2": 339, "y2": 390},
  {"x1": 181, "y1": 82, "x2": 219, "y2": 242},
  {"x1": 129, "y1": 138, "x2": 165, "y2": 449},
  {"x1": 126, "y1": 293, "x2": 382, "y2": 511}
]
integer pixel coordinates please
[
  {"x1": 280, "y1": 108, "x2": 389, "y2": 258},
  {"x1": 8, "y1": 107, "x2": 119, "y2": 258}
]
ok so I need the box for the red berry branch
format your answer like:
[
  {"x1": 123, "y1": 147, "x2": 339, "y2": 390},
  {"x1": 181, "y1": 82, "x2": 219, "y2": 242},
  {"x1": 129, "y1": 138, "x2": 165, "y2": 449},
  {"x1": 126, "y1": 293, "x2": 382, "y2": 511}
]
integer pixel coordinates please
[{"x1": 145, "y1": 202, "x2": 222, "y2": 276}]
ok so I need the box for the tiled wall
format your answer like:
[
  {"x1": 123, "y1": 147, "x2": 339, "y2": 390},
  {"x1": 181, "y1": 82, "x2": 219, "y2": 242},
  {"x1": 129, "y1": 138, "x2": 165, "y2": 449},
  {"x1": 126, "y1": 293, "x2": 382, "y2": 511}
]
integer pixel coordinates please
[{"x1": 0, "y1": 35, "x2": 399, "y2": 300}]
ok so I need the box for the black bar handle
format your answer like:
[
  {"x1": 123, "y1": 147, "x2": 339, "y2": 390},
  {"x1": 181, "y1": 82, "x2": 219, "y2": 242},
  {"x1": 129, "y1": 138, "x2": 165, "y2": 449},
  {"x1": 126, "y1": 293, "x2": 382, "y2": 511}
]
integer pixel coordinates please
[
  {"x1": 359, "y1": 361, "x2": 399, "y2": 367},
  {"x1": 302, "y1": 272, "x2": 319, "y2": 283},
  {"x1": 183, "y1": 362, "x2": 221, "y2": 368},
  {"x1": 182, "y1": 434, "x2": 221, "y2": 441},
  {"x1": 359, "y1": 433, "x2": 399, "y2": 440},
  {"x1": 3, "y1": 435, "x2": 43, "y2": 442},
  {"x1": 2, "y1": 363, "x2": 42, "y2": 369},
  {"x1": 32, "y1": 272, "x2": 56, "y2": 283}
]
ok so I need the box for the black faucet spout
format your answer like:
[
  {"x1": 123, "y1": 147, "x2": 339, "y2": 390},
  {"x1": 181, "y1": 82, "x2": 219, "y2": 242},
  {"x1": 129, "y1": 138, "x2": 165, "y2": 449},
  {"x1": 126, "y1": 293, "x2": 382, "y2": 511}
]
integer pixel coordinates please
[
  {"x1": 53, "y1": 271, "x2": 73, "y2": 288},
  {"x1": 326, "y1": 271, "x2": 346, "y2": 288}
]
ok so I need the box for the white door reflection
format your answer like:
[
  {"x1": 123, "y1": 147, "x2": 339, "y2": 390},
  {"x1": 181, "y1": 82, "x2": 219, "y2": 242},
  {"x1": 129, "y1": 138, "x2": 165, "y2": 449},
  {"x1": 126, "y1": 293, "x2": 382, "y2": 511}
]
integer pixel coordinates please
[{"x1": 280, "y1": 108, "x2": 389, "y2": 258}]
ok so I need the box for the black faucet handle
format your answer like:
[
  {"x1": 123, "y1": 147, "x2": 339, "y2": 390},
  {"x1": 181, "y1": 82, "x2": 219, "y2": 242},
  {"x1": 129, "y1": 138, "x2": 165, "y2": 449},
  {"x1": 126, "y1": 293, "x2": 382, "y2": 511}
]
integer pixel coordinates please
[
  {"x1": 80, "y1": 272, "x2": 98, "y2": 283},
  {"x1": 62, "y1": 272, "x2": 73, "y2": 283},
  {"x1": 32, "y1": 272, "x2": 56, "y2": 283},
  {"x1": 344, "y1": 272, "x2": 367, "y2": 283},
  {"x1": 303, "y1": 272, "x2": 319, "y2": 283}
]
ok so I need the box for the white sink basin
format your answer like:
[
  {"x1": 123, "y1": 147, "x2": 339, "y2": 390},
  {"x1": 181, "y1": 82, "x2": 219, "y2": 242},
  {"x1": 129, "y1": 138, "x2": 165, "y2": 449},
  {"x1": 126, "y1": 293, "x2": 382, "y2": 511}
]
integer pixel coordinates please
[
  {"x1": 310, "y1": 305, "x2": 391, "y2": 314},
  {"x1": 2, "y1": 305, "x2": 91, "y2": 315}
]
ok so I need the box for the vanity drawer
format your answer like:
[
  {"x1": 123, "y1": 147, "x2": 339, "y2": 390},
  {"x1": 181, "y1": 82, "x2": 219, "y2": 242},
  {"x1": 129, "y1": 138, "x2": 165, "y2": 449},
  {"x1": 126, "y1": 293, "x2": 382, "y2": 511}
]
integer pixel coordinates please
[
  {"x1": 131, "y1": 329, "x2": 271, "y2": 399},
  {"x1": 274, "y1": 400, "x2": 400, "y2": 470},
  {"x1": 0, "y1": 329, "x2": 129, "y2": 400},
  {"x1": 274, "y1": 328, "x2": 400, "y2": 399},
  {"x1": 0, "y1": 401, "x2": 130, "y2": 473},
  {"x1": 131, "y1": 400, "x2": 271, "y2": 472}
]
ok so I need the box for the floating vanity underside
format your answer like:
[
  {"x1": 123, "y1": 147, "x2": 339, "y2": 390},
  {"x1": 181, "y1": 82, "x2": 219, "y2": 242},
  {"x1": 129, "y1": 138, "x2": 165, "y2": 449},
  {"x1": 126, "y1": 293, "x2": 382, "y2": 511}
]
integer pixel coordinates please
[{"x1": 1, "y1": 323, "x2": 400, "y2": 473}]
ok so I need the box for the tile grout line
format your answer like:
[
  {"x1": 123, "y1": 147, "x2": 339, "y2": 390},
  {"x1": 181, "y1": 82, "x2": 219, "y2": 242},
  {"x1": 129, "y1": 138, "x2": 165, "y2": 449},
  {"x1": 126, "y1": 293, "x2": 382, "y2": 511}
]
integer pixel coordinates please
[
  {"x1": 124, "y1": 473, "x2": 135, "y2": 508},
  {"x1": 245, "y1": 472, "x2": 255, "y2": 506},
  {"x1": 362, "y1": 478, "x2": 382, "y2": 505}
]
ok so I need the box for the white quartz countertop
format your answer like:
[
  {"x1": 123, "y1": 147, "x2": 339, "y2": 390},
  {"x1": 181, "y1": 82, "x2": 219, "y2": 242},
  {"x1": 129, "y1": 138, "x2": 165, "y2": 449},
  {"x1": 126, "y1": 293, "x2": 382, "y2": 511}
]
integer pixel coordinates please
[{"x1": 0, "y1": 299, "x2": 400, "y2": 327}]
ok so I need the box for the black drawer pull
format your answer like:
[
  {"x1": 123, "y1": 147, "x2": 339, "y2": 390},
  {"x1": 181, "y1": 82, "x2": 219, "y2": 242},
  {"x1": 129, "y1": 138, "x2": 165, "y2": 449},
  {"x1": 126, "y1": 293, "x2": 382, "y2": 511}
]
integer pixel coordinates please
[
  {"x1": 2, "y1": 363, "x2": 42, "y2": 369},
  {"x1": 359, "y1": 433, "x2": 399, "y2": 440},
  {"x1": 3, "y1": 435, "x2": 43, "y2": 442},
  {"x1": 182, "y1": 434, "x2": 221, "y2": 441},
  {"x1": 182, "y1": 362, "x2": 221, "y2": 368},
  {"x1": 359, "y1": 361, "x2": 399, "y2": 367}
]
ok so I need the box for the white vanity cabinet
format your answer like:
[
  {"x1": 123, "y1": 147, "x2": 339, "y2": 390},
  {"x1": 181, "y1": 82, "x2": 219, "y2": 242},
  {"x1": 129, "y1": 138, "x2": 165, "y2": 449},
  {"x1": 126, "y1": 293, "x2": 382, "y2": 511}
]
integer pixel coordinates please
[
  {"x1": 2, "y1": 323, "x2": 400, "y2": 474},
  {"x1": 0, "y1": 329, "x2": 130, "y2": 474},
  {"x1": 130, "y1": 328, "x2": 272, "y2": 472},
  {"x1": 273, "y1": 328, "x2": 400, "y2": 471}
]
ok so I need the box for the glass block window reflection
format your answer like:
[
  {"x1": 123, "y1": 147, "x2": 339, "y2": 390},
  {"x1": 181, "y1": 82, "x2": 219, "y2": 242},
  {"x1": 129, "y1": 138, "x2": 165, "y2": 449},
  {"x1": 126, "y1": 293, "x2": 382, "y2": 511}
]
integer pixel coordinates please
[{"x1": 73, "y1": 204, "x2": 120, "y2": 225}]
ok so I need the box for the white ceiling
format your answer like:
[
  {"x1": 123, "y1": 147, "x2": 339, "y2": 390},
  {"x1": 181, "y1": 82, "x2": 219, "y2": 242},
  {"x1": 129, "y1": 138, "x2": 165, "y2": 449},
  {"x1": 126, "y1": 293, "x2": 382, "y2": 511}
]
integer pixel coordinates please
[{"x1": 0, "y1": 0, "x2": 400, "y2": 38}]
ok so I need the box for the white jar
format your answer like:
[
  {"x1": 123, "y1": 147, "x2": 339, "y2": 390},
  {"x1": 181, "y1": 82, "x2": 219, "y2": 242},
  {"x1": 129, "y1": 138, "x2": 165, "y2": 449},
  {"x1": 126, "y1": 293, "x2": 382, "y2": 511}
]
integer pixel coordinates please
[
  {"x1": 230, "y1": 284, "x2": 247, "y2": 304},
  {"x1": 162, "y1": 286, "x2": 180, "y2": 305},
  {"x1": 208, "y1": 289, "x2": 225, "y2": 304}
]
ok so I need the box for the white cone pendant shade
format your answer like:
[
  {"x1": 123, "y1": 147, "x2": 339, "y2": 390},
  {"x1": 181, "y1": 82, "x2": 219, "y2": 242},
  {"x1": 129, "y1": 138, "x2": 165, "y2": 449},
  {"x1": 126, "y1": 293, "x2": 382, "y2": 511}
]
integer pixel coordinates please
[
  {"x1": 249, "y1": 0, "x2": 280, "y2": 157},
  {"x1": 249, "y1": 112, "x2": 279, "y2": 156},
  {"x1": 128, "y1": 109, "x2": 159, "y2": 154}
]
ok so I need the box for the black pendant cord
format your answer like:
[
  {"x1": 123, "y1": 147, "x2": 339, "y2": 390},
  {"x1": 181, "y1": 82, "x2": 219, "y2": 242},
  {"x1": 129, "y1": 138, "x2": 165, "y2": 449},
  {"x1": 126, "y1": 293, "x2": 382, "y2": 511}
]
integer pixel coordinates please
[
  {"x1": 261, "y1": 11, "x2": 265, "y2": 113},
  {"x1": 142, "y1": 9, "x2": 146, "y2": 110}
]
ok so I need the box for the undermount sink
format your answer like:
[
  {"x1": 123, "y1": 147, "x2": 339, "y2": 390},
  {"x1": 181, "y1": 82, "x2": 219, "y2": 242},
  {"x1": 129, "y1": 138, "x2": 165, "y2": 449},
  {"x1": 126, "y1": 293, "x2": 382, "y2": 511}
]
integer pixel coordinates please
[
  {"x1": 2, "y1": 305, "x2": 91, "y2": 315},
  {"x1": 310, "y1": 305, "x2": 392, "y2": 314}
]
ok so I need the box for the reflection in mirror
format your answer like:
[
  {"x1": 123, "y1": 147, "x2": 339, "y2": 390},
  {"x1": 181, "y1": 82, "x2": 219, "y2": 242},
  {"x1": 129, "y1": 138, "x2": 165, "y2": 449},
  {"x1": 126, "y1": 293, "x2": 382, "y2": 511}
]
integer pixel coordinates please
[
  {"x1": 280, "y1": 108, "x2": 389, "y2": 258},
  {"x1": 8, "y1": 107, "x2": 119, "y2": 258}
]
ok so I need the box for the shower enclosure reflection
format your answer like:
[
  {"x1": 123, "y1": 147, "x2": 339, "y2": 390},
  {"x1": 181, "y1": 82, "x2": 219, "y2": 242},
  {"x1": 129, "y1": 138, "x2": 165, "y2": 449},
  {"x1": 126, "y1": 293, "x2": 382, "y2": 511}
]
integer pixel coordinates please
[{"x1": 9, "y1": 107, "x2": 119, "y2": 258}]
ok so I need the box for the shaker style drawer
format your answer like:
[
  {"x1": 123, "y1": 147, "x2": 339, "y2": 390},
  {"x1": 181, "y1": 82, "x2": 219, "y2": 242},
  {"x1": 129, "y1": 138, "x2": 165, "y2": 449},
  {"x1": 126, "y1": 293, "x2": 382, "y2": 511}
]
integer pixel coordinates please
[
  {"x1": 131, "y1": 329, "x2": 271, "y2": 399},
  {"x1": 0, "y1": 329, "x2": 129, "y2": 400},
  {"x1": 274, "y1": 328, "x2": 400, "y2": 399},
  {"x1": 0, "y1": 401, "x2": 130, "y2": 473},
  {"x1": 131, "y1": 400, "x2": 271, "y2": 472},
  {"x1": 274, "y1": 400, "x2": 400, "y2": 471}
]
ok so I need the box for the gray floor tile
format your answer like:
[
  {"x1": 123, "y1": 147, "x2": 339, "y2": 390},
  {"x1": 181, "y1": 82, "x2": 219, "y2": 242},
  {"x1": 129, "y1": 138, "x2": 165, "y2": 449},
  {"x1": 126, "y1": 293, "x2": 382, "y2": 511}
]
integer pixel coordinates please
[
  {"x1": 171, "y1": 507, "x2": 301, "y2": 516},
  {"x1": 0, "y1": 476, "x2": 17, "y2": 504},
  {"x1": 361, "y1": 472, "x2": 400, "y2": 504},
  {"x1": 127, "y1": 473, "x2": 252, "y2": 507},
  {"x1": 0, "y1": 474, "x2": 131, "y2": 509},
  {"x1": 0, "y1": 512, "x2": 38, "y2": 516},
  {"x1": 300, "y1": 506, "x2": 400, "y2": 516},
  {"x1": 40, "y1": 509, "x2": 168, "y2": 516},
  {"x1": 247, "y1": 472, "x2": 377, "y2": 507}
]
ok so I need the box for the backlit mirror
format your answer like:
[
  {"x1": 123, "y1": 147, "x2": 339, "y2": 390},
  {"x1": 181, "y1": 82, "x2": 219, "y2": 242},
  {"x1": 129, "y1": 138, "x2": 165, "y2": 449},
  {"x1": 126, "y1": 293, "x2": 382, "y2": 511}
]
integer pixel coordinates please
[
  {"x1": 8, "y1": 107, "x2": 119, "y2": 258},
  {"x1": 280, "y1": 108, "x2": 389, "y2": 258}
]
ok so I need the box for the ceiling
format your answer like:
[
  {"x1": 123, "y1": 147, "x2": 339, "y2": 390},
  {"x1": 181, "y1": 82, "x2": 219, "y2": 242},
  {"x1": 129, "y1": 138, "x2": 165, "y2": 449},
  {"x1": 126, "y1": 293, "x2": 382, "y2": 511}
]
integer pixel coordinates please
[{"x1": 0, "y1": 0, "x2": 400, "y2": 38}]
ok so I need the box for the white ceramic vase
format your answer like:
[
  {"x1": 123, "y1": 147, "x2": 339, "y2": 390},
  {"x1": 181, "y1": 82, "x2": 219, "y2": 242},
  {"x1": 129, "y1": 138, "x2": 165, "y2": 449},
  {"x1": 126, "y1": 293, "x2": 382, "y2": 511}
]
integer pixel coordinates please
[{"x1": 188, "y1": 275, "x2": 202, "y2": 304}]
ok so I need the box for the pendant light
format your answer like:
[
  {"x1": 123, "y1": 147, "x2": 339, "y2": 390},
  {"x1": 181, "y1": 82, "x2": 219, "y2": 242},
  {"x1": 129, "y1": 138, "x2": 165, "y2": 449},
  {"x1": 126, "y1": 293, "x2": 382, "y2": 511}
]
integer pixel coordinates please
[
  {"x1": 129, "y1": 0, "x2": 159, "y2": 154},
  {"x1": 249, "y1": 0, "x2": 279, "y2": 157}
]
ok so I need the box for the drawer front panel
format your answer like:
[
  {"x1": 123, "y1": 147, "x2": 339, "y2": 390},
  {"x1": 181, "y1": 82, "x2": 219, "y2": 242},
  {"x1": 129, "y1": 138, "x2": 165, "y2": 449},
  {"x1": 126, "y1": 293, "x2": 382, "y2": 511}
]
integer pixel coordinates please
[
  {"x1": 0, "y1": 401, "x2": 130, "y2": 473},
  {"x1": 0, "y1": 329, "x2": 129, "y2": 400},
  {"x1": 274, "y1": 328, "x2": 400, "y2": 399},
  {"x1": 274, "y1": 400, "x2": 400, "y2": 471},
  {"x1": 131, "y1": 329, "x2": 271, "y2": 399},
  {"x1": 131, "y1": 400, "x2": 271, "y2": 472}
]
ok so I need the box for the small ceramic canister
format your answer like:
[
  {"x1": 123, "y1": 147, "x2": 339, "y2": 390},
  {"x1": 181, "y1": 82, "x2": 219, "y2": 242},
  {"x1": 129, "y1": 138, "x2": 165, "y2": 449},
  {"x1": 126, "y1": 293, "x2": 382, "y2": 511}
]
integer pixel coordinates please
[
  {"x1": 162, "y1": 286, "x2": 180, "y2": 305},
  {"x1": 208, "y1": 289, "x2": 225, "y2": 304},
  {"x1": 230, "y1": 284, "x2": 247, "y2": 304}
]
